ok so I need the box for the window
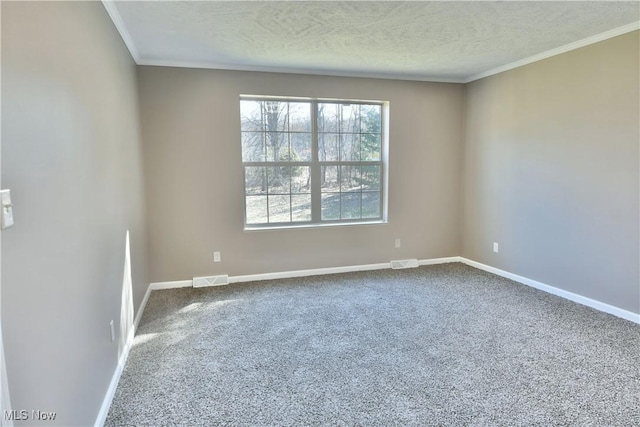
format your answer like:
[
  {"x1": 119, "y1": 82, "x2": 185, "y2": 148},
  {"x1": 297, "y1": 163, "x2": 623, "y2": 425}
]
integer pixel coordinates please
[{"x1": 240, "y1": 96, "x2": 386, "y2": 228}]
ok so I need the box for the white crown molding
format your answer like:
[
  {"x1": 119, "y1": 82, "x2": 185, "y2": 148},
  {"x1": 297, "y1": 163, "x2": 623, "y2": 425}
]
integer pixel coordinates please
[
  {"x1": 101, "y1": 0, "x2": 140, "y2": 63},
  {"x1": 465, "y1": 20, "x2": 640, "y2": 83},
  {"x1": 136, "y1": 59, "x2": 465, "y2": 83},
  {"x1": 102, "y1": 3, "x2": 639, "y2": 86}
]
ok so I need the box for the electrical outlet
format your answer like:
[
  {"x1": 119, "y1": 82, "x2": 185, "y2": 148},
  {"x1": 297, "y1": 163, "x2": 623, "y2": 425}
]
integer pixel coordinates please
[
  {"x1": 493, "y1": 242, "x2": 499, "y2": 253},
  {"x1": 109, "y1": 320, "x2": 115, "y2": 342},
  {"x1": 213, "y1": 251, "x2": 221, "y2": 262},
  {"x1": 395, "y1": 238, "x2": 401, "y2": 248}
]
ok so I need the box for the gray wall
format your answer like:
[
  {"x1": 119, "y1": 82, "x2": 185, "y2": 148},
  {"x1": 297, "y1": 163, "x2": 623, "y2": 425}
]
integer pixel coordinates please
[
  {"x1": 1, "y1": 2, "x2": 637, "y2": 425},
  {"x1": 462, "y1": 31, "x2": 640, "y2": 313},
  {"x1": 2, "y1": 2, "x2": 149, "y2": 425},
  {"x1": 138, "y1": 67, "x2": 465, "y2": 282}
]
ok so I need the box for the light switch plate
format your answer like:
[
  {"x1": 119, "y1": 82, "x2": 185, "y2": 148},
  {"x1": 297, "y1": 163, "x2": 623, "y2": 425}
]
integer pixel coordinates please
[{"x1": 0, "y1": 190, "x2": 13, "y2": 230}]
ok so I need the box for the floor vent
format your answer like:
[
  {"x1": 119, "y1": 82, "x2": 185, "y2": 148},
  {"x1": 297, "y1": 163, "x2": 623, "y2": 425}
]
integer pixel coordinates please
[
  {"x1": 193, "y1": 275, "x2": 229, "y2": 288},
  {"x1": 390, "y1": 259, "x2": 419, "y2": 269}
]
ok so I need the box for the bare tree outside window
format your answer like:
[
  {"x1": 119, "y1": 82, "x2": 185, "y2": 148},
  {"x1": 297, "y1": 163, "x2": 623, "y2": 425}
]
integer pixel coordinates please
[{"x1": 241, "y1": 97, "x2": 385, "y2": 227}]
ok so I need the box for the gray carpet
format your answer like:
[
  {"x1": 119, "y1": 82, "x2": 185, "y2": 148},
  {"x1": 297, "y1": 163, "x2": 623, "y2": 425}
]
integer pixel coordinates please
[{"x1": 105, "y1": 263, "x2": 640, "y2": 426}]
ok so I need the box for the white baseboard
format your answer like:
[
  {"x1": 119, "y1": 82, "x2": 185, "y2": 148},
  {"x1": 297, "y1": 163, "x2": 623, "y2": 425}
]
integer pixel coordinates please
[
  {"x1": 94, "y1": 283, "x2": 153, "y2": 427},
  {"x1": 230, "y1": 257, "x2": 462, "y2": 283},
  {"x1": 131, "y1": 257, "x2": 640, "y2": 329},
  {"x1": 144, "y1": 258, "x2": 461, "y2": 289},
  {"x1": 229, "y1": 262, "x2": 391, "y2": 284},
  {"x1": 96, "y1": 255, "x2": 637, "y2": 426},
  {"x1": 460, "y1": 257, "x2": 640, "y2": 324},
  {"x1": 149, "y1": 280, "x2": 192, "y2": 290},
  {"x1": 419, "y1": 256, "x2": 461, "y2": 266},
  {"x1": 133, "y1": 286, "x2": 152, "y2": 332},
  {"x1": 94, "y1": 328, "x2": 134, "y2": 427}
]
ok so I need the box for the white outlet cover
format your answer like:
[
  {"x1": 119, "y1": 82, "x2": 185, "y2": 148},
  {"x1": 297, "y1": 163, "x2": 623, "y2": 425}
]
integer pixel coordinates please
[{"x1": 493, "y1": 242, "x2": 499, "y2": 253}]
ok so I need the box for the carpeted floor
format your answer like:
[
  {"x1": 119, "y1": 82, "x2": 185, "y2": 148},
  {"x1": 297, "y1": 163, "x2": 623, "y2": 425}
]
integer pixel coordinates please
[{"x1": 105, "y1": 263, "x2": 640, "y2": 426}]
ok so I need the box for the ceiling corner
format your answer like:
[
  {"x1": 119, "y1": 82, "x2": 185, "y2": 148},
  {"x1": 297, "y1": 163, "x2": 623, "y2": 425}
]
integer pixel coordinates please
[
  {"x1": 102, "y1": 0, "x2": 140, "y2": 63},
  {"x1": 464, "y1": 20, "x2": 640, "y2": 84}
]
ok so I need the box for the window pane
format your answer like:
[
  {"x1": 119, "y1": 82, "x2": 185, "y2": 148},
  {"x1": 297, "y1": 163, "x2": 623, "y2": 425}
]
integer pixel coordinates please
[
  {"x1": 340, "y1": 133, "x2": 360, "y2": 161},
  {"x1": 240, "y1": 100, "x2": 263, "y2": 131},
  {"x1": 318, "y1": 133, "x2": 339, "y2": 161},
  {"x1": 291, "y1": 133, "x2": 312, "y2": 161},
  {"x1": 262, "y1": 101, "x2": 288, "y2": 132},
  {"x1": 265, "y1": 132, "x2": 289, "y2": 161},
  {"x1": 242, "y1": 98, "x2": 384, "y2": 227},
  {"x1": 291, "y1": 194, "x2": 311, "y2": 222},
  {"x1": 268, "y1": 195, "x2": 290, "y2": 223},
  {"x1": 246, "y1": 196, "x2": 268, "y2": 224},
  {"x1": 340, "y1": 104, "x2": 360, "y2": 133},
  {"x1": 361, "y1": 133, "x2": 381, "y2": 161},
  {"x1": 321, "y1": 166, "x2": 339, "y2": 192},
  {"x1": 362, "y1": 192, "x2": 380, "y2": 219},
  {"x1": 318, "y1": 103, "x2": 338, "y2": 132},
  {"x1": 361, "y1": 165, "x2": 381, "y2": 191},
  {"x1": 245, "y1": 167, "x2": 266, "y2": 195},
  {"x1": 241, "y1": 132, "x2": 265, "y2": 162},
  {"x1": 289, "y1": 102, "x2": 311, "y2": 132},
  {"x1": 291, "y1": 166, "x2": 310, "y2": 194},
  {"x1": 360, "y1": 104, "x2": 381, "y2": 133},
  {"x1": 321, "y1": 193, "x2": 340, "y2": 220},
  {"x1": 267, "y1": 166, "x2": 290, "y2": 194},
  {"x1": 340, "y1": 165, "x2": 361, "y2": 192},
  {"x1": 341, "y1": 193, "x2": 361, "y2": 219}
]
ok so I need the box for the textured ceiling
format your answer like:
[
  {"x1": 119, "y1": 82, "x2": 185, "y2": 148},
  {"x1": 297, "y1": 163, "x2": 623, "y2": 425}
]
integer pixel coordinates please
[{"x1": 109, "y1": 1, "x2": 640, "y2": 82}]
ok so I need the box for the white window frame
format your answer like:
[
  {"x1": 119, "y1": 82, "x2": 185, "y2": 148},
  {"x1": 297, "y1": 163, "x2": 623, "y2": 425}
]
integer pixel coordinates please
[{"x1": 241, "y1": 95, "x2": 389, "y2": 230}]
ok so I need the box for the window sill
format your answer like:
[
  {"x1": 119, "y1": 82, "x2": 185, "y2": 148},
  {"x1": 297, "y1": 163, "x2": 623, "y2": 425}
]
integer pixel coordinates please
[{"x1": 244, "y1": 220, "x2": 387, "y2": 232}]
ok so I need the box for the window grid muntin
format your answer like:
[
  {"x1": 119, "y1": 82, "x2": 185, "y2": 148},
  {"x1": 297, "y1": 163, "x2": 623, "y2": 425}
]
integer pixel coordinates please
[
  {"x1": 319, "y1": 161, "x2": 382, "y2": 221},
  {"x1": 241, "y1": 97, "x2": 384, "y2": 227},
  {"x1": 243, "y1": 164, "x2": 313, "y2": 225}
]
